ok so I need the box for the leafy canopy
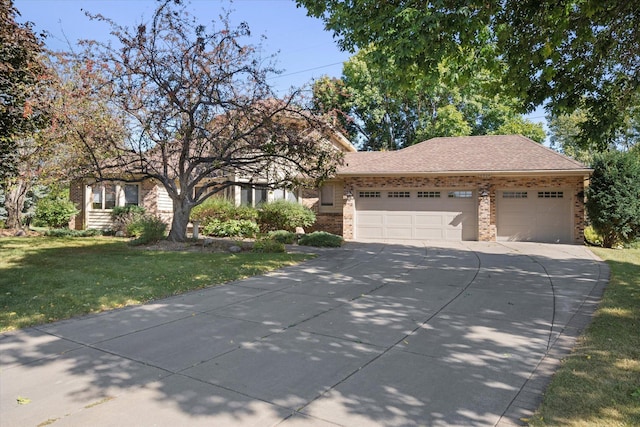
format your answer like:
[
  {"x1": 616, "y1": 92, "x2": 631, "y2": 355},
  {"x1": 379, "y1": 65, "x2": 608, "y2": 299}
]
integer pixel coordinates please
[
  {"x1": 313, "y1": 46, "x2": 545, "y2": 150},
  {"x1": 297, "y1": 0, "x2": 639, "y2": 151}
]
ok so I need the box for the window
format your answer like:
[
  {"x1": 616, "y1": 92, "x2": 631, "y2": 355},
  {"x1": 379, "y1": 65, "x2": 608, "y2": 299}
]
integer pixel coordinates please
[
  {"x1": 240, "y1": 187, "x2": 253, "y2": 206},
  {"x1": 448, "y1": 191, "x2": 473, "y2": 198},
  {"x1": 538, "y1": 191, "x2": 563, "y2": 198},
  {"x1": 320, "y1": 184, "x2": 334, "y2": 206},
  {"x1": 503, "y1": 191, "x2": 528, "y2": 199},
  {"x1": 359, "y1": 191, "x2": 381, "y2": 198},
  {"x1": 91, "y1": 184, "x2": 117, "y2": 209},
  {"x1": 417, "y1": 191, "x2": 440, "y2": 198},
  {"x1": 240, "y1": 185, "x2": 268, "y2": 207},
  {"x1": 124, "y1": 184, "x2": 139, "y2": 206},
  {"x1": 255, "y1": 186, "x2": 268, "y2": 206},
  {"x1": 92, "y1": 186, "x2": 103, "y2": 209},
  {"x1": 388, "y1": 191, "x2": 410, "y2": 198}
]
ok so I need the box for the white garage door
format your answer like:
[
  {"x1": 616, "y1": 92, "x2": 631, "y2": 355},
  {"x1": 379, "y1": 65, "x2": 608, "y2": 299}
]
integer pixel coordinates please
[
  {"x1": 497, "y1": 190, "x2": 572, "y2": 243},
  {"x1": 355, "y1": 190, "x2": 477, "y2": 241}
]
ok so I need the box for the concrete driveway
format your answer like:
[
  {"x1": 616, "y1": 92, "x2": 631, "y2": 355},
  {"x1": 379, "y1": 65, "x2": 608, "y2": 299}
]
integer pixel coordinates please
[{"x1": 1, "y1": 241, "x2": 608, "y2": 427}]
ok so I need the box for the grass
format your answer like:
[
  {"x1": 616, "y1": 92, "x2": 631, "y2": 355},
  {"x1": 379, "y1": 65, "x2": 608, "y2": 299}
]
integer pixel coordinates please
[
  {"x1": 0, "y1": 236, "x2": 310, "y2": 332},
  {"x1": 530, "y1": 248, "x2": 640, "y2": 426}
]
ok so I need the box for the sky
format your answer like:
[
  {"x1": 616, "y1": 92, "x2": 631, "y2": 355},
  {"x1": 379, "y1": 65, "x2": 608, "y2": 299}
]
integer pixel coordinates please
[
  {"x1": 13, "y1": 0, "x2": 350, "y2": 94},
  {"x1": 13, "y1": 0, "x2": 547, "y2": 136}
]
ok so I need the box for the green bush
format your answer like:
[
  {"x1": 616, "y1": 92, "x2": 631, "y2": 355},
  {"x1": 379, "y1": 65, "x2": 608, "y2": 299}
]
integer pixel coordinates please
[
  {"x1": 267, "y1": 230, "x2": 297, "y2": 244},
  {"x1": 298, "y1": 231, "x2": 343, "y2": 247},
  {"x1": 44, "y1": 228, "x2": 103, "y2": 238},
  {"x1": 34, "y1": 197, "x2": 79, "y2": 228},
  {"x1": 202, "y1": 219, "x2": 260, "y2": 238},
  {"x1": 586, "y1": 151, "x2": 640, "y2": 248},
  {"x1": 111, "y1": 205, "x2": 146, "y2": 235},
  {"x1": 258, "y1": 200, "x2": 316, "y2": 232},
  {"x1": 129, "y1": 216, "x2": 167, "y2": 246},
  {"x1": 191, "y1": 197, "x2": 257, "y2": 223},
  {"x1": 252, "y1": 238, "x2": 286, "y2": 253}
]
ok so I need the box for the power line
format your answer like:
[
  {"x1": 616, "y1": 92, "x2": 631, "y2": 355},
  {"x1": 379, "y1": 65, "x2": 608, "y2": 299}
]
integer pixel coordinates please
[{"x1": 268, "y1": 61, "x2": 344, "y2": 79}]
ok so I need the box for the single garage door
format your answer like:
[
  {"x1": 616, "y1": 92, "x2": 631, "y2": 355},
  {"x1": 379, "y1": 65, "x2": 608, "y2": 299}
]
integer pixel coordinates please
[
  {"x1": 355, "y1": 189, "x2": 477, "y2": 241},
  {"x1": 497, "y1": 189, "x2": 572, "y2": 243}
]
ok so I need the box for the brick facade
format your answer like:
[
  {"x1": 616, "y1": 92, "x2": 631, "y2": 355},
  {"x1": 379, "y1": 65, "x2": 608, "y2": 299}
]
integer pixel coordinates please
[{"x1": 301, "y1": 175, "x2": 587, "y2": 244}]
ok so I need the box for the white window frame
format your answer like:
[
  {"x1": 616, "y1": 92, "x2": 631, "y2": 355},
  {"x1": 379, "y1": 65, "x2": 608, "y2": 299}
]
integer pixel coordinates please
[
  {"x1": 538, "y1": 191, "x2": 564, "y2": 199},
  {"x1": 388, "y1": 191, "x2": 411, "y2": 198},
  {"x1": 359, "y1": 191, "x2": 381, "y2": 198},
  {"x1": 503, "y1": 191, "x2": 528, "y2": 199},
  {"x1": 417, "y1": 191, "x2": 441, "y2": 198},
  {"x1": 90, "y1": 183, "x2": 140, "y2": 210}
]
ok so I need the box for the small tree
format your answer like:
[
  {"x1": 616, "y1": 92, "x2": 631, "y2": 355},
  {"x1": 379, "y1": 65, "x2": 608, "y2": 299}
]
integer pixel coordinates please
[
  {"x1": 586, "y1": 150, "x2": 640, "y2": 247},
  {"x1": 74, "y1": 1, "x2": 341, "y2": 242}
]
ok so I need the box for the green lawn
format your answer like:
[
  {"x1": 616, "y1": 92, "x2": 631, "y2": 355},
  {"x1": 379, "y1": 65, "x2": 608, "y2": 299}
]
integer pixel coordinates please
[
  {"x1": 531, "y1": 248, "x2": 640, "y2": 426},
  {"x1": 0, "y1": 236, "x2": 310, "y2": 332}
]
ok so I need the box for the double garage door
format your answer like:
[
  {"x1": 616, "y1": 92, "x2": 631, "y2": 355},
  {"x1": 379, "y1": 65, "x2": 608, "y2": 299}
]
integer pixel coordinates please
[
  {"x1": 354, "y1": 188, "x2": 573, "y2": 243},
  {"x1": 355, "y1": 189, "x2": 478, "y2": 241}
]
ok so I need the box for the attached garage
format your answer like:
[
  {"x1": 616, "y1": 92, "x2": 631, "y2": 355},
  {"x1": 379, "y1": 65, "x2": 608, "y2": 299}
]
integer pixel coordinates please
[
  {"x1": 331, "y1": 135, "x2": 591, "y2": 244},
  {"x1": 354, "y1": 189, "x2": 477, "y2": 241},
  {"x1": 497, "y1": 189, "x2": 573, "y2": 243}
]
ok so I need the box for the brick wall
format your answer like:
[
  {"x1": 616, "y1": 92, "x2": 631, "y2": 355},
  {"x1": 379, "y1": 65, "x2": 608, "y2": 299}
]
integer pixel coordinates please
[
  {"x1": 68, "y1": 179, "x2": 84, "y2": 230},
  {"x1": 338, "y1": 174, "x2": 587, "y2": 244}
]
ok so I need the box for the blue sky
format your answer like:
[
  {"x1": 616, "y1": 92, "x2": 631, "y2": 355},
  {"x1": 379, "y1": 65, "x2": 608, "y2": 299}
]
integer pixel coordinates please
[
  {"x1": 14, "y1": 0, "x2": 547, "y2": 136},
  {"x1": 13, "y1": 0, "x2": 350, "y2": 94}
]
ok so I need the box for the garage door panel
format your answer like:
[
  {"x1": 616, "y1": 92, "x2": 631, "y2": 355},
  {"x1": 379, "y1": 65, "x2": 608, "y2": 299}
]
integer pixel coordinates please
[
  {"x1": 358, "y1": 213, "x2": 384, "y2": 226},
  {"x1": 386, "y1": 213, "x2": 414, "y2": 226},
  {"x1": 415, "y1": 213, "x2": 447, "y2": 226}
]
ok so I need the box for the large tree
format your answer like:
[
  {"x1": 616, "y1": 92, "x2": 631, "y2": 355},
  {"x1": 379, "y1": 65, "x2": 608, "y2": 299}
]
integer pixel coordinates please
[
  {"x1": 297, "y1": 0, "x2": 639, "y2": 151},
  {"x1": 75, "y1": 1, "x2": 340, "y2": 241},
  {"x1": 0, "y1": 0, "x2": 50, "y2": 228},
  {"x1": 313, "y1": 46, "x2": 544, "y2": 150}
]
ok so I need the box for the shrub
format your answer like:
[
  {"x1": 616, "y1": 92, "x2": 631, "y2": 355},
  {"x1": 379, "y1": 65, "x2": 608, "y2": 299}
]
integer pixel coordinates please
[
  {"x1": 111, "y1": 205, "x2": 146, "y2": 235},
  {"x1": 258, "y1": 200, "x2": 316, "y2": 232},
  {"x1": 191, "y1": 197, "x2": 257, "y2": 223},
  {"x1": 34, "y1": 197, "x2": 79, "y2": 228},
  {"x1": 202, "y1": 219, "x2": 259, "y2": 238},
  {"x1": 298, "y1": 231, "x2": 343, "y2": 247},
  {"x1": 129, "y1": 216, "x2": 167, "y2": 246},
  {"x1": 586, "y1": 151, "x2": 640, "y2": 248},
  {"x1": 44, "y1": 228, "x2": 103, "y2": 238},
  {"x1": 252, "y1": 238, "x2": 286, "y2": 253},
  {"x1": 584, "y1": 225, "x2": 603, "y2": 247},
  {"x1": 267, "y1": 230, "x2": 297, "y2": 244}
]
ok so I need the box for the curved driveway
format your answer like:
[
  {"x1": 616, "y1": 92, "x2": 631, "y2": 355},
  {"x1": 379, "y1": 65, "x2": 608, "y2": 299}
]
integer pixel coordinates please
[{"x1": 1, "y1": 241, "x2": 608, "y2": 426}]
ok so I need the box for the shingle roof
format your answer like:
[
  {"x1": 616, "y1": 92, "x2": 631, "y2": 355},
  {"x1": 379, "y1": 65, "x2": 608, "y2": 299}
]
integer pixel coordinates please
[{"x1": 338, "y1": 135, "x2": 591, "y2": 175}]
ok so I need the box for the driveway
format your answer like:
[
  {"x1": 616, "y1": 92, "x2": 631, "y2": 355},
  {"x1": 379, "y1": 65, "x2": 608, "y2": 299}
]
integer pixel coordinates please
[{"x1": 1, "y1": 241, "x2": 608, "y2": 427}]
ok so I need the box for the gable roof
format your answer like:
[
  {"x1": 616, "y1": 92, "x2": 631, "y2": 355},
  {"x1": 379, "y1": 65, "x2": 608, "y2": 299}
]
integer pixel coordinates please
[{"x1": 338, "y1": 135, "x2": 591, "y2": 176}]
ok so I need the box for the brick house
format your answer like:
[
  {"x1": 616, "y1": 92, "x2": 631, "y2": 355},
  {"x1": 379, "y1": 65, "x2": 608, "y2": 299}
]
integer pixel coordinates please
[
  {"x1": 308, "y1": 135, "x2": 592, "y2": 244},
  {"x1": 69, "y1": 129, "x2": 356, "y2": 231}
]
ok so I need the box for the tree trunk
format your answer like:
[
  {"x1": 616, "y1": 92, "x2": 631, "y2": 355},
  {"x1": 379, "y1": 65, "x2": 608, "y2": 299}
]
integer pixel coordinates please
[
  {"x1": 166, "y1": 198, "x2": 192, "y2": 242},
  {"x1": 4, "y1": 179, "x2": 29, "y2": 229}
]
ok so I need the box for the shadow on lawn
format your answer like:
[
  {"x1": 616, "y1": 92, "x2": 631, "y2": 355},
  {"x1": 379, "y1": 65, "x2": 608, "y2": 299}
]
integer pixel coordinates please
[{"x1": 0, "y1": 240, "x2": 613, "y2": 426}]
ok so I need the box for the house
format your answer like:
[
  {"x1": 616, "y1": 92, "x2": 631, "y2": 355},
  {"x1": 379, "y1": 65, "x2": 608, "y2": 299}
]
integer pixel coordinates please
[
  {"x1": 71, "y1": 134, "x2": 591, "y2": 245},
  {"x1": 68, "y1": 128, "x2": 356, "y2": 231},
  {"x1": 308, "y1": 135, "x2": 592, "y2": 244}
]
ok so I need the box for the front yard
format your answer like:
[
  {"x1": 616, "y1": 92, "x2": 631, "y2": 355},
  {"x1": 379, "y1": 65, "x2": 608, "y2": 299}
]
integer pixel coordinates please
[
  {"x1": 532, "y1": 248, "x2": 640, "y2": 426},
  {"x1": 0, "y1": 236, "x2": 310, "y2": 332}
]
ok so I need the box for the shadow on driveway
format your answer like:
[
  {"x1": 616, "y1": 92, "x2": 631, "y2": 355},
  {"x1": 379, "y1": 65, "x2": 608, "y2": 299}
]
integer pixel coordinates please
[{"x1": 0, "y1": 241, "x2": 609, "y2": 426}]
